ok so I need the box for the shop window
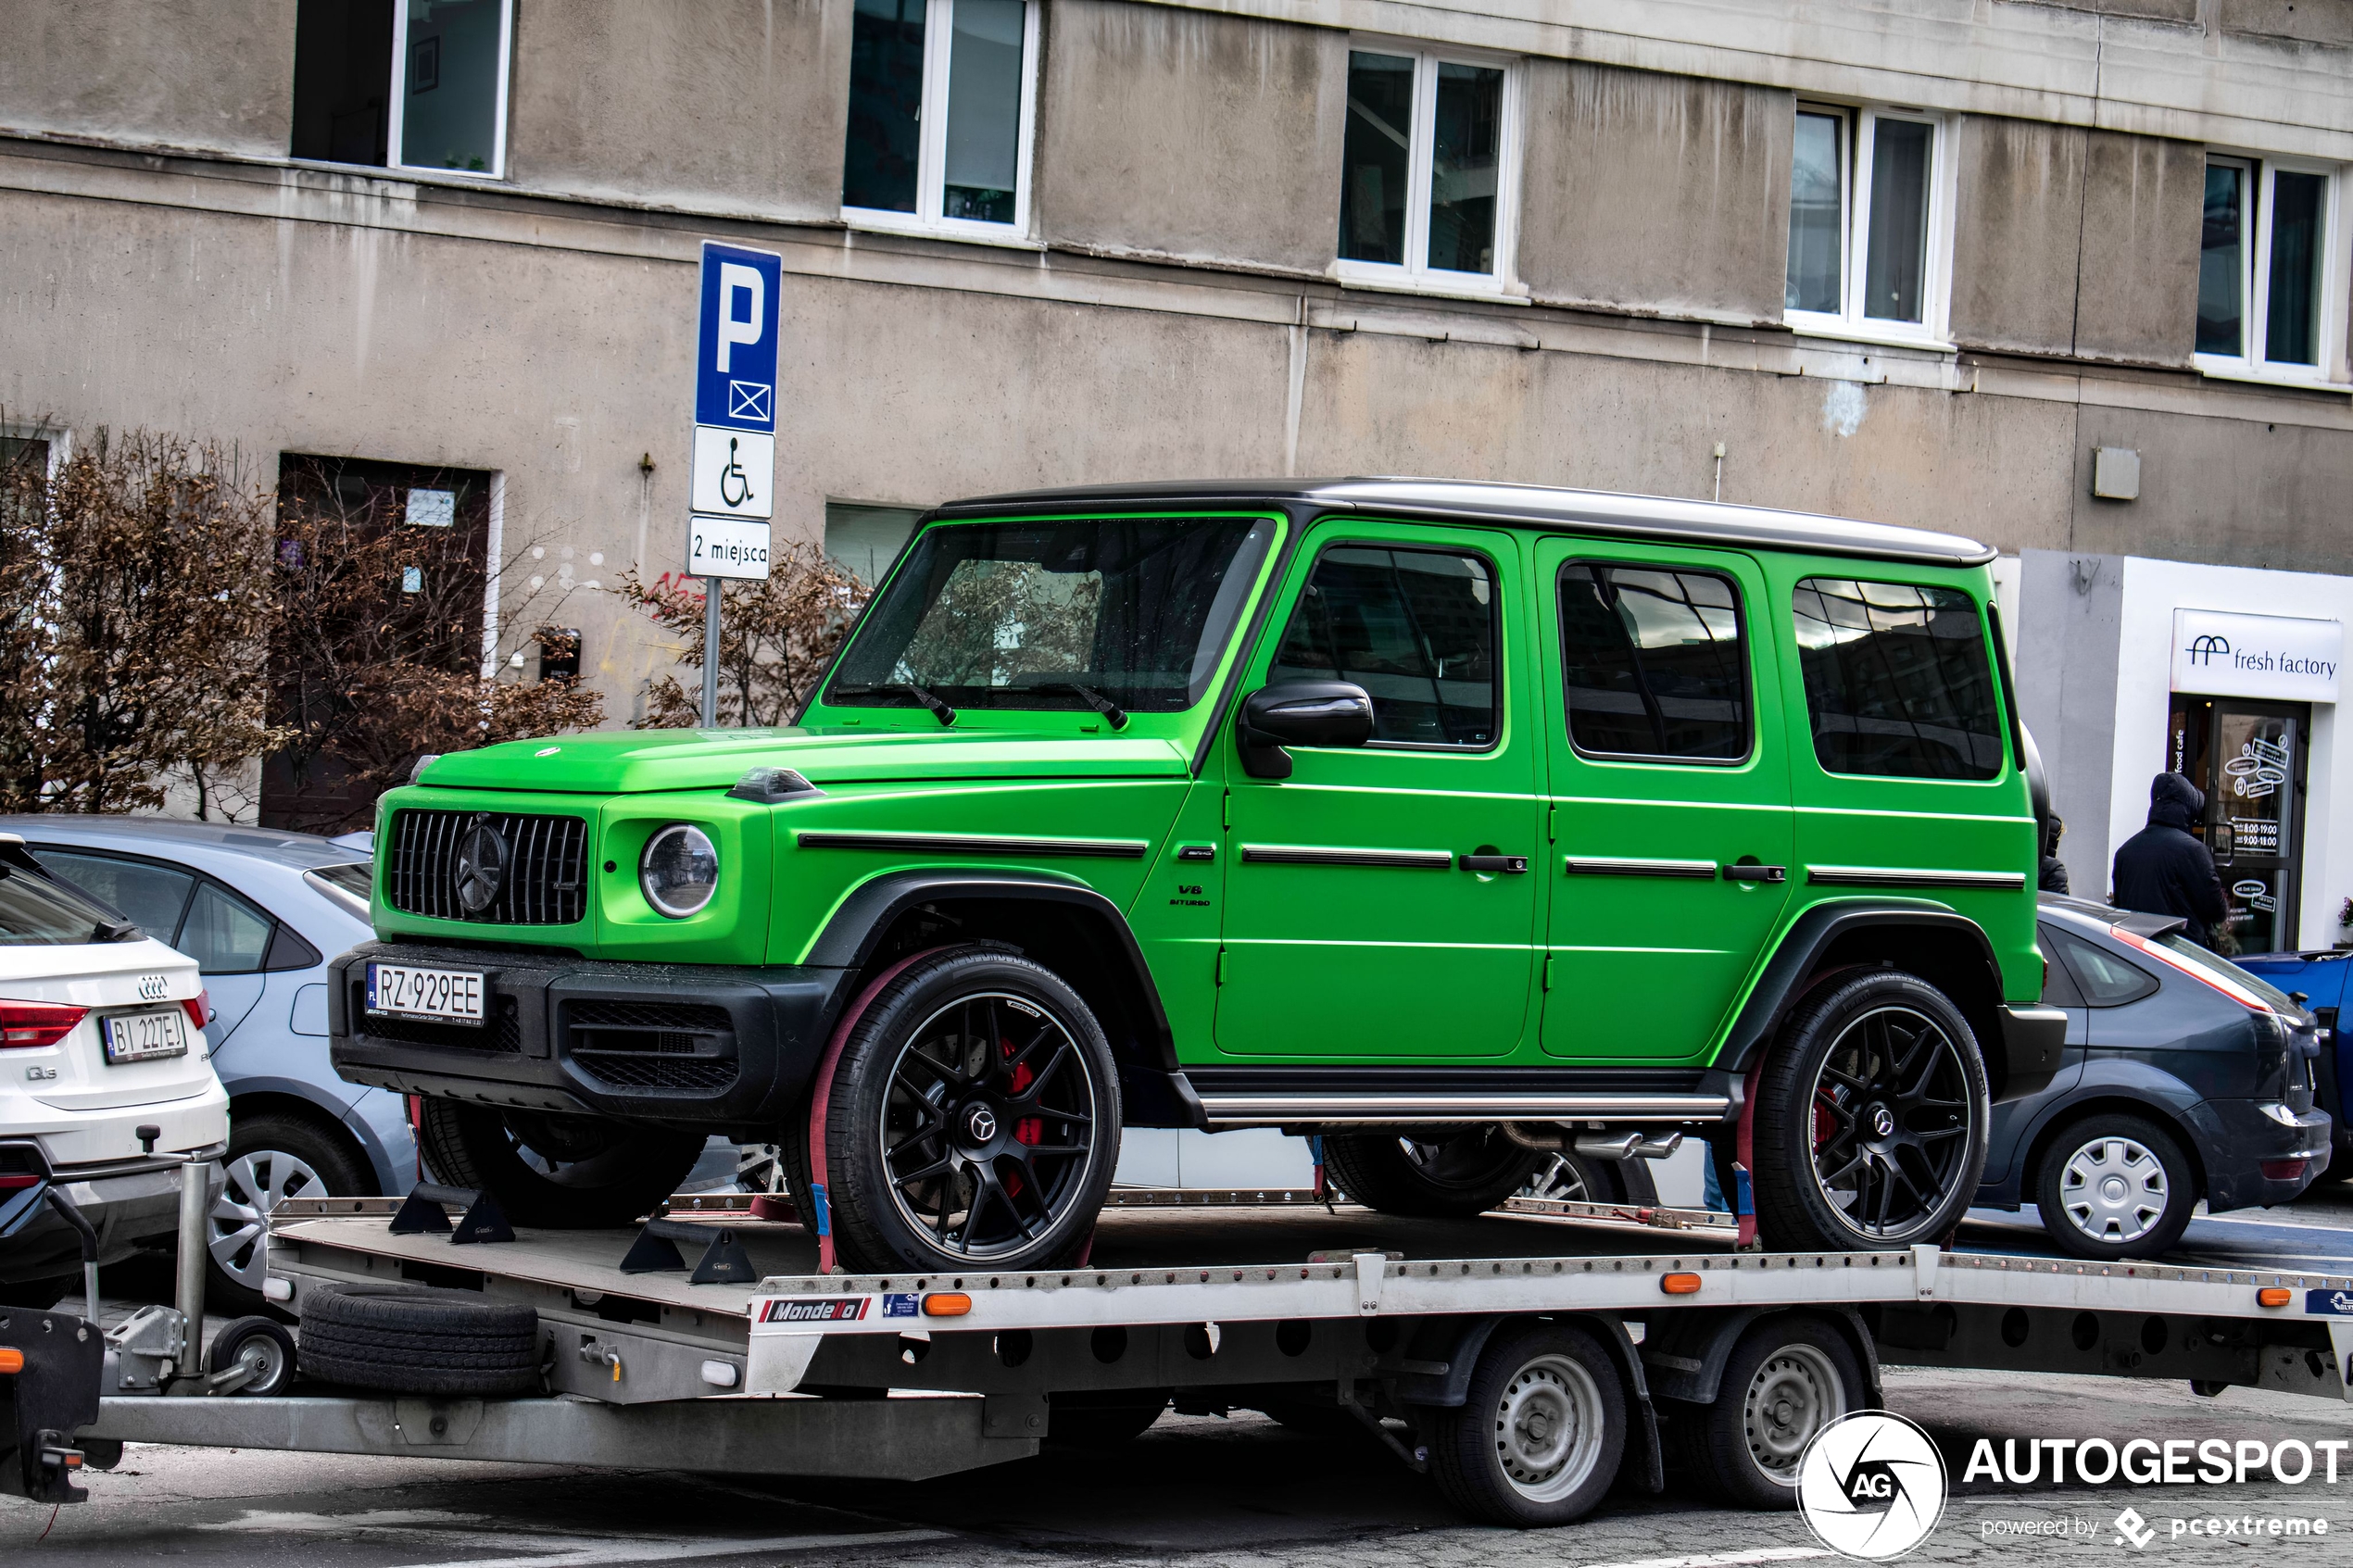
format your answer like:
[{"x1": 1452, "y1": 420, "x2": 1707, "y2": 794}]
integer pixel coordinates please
[
  {"x1": 1557, "y1": 563, "x2": 1749, "y2": 763},
  {"x1": 1336, "y1": 46, "x2": 1518, "y2": 295},
  {"x1": 1791, "y1": 578, "x2": 2001, "y2": 782},
  {"x1": 291, "y1": 0, "x2": 513, "y2": 178},
  {"x1": 1272, "y1": 546, "x2": 1498, "y2": 748},
  {"x1": 842, "y1": 0, "x2": 1038, "y2": 239},
  {"x1": 1783, "y1": 106, "x2": 1951, "y2": 345},
  {"x1": 2196, "y1": 156, "x2": 2342, "y2": 385},
  {"x1": 824, "y1": 500, "x2": 926, "y2": 587}
]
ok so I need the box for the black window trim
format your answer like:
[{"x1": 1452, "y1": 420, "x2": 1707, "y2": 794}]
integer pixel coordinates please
[
  {"x1": 1790, "y1": 572, "x2": 2007, "y2": 785},
  {"x1": 1265, "y1": 533, "x2": 1507, "y2": 757},
  {"x1": 1554, "y1": 555, "x2": 1757, "y2": 769}
]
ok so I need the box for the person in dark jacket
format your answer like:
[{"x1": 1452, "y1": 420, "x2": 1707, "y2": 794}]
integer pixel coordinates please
[
  {"x1": 2112, "y1": 772, "x2": 2230, "y2": 948},
  {"x1": 2038, "y1": 813, "x2": 2070, "y2": 895}
]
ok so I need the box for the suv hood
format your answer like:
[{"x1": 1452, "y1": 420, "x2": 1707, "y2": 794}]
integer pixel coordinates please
[{"x1": 418, "y1": 726, "x2": 1193, "y2": 795}]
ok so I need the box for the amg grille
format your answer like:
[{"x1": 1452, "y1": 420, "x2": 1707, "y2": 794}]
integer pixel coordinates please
[
  {"x1": 573, "y1": 1055, "x2": 740, "y2": 1091},
  {"x1": 353, "y1": 984, "x2": 524, "y2": 1052},
  {"x1": 568, "y1": 1000, "x2": 735, "y2": 1032},
  {"x1": 386, "y1": 809, "x2": 588, "y2": 925}
]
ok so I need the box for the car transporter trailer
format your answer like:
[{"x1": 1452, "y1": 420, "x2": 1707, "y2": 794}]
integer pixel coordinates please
[{"x1": 8, "y1": 1161, "x2": 2353, "y2": 1527}]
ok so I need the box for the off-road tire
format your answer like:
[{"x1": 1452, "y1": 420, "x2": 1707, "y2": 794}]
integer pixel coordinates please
[
  {"x1": 209, "y1": 1111, "x2": 373, "y2": 1314},
  {"x1": 296, "y1": 1282, "x2": 541, "y2": 1396},
  {"x1": 1324, "y1": 1127, "x2": 1541, "y2": 1217},
  {"x1": 2033, "y1": 1112, "x2": 2196, "y2": 1261},
  {"x1": 822, "y1": 946, "x2": 1120, "y2": 1273},
  {"x1": 1664, "y1": 1314, "x2": 1862, "y2": 1509},
  {"x1": 417, "y1": 1099, "x2": 704, "y2": 1228},
  {"x1": 1753, "y1": 970, "x2": 1989, "y2": 1252},
  {"x1": 1426, "y1": 1320, "x2": 1627, "y2": 1526}
]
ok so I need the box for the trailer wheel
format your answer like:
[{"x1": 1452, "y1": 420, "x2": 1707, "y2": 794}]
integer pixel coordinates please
[
  {"x1": 296, "y1": 1283, "x2": 542, "y2": 1396},
  {"x1": 1752, "y1": 971, "x2": 1988, "y2": 1252},
  {"x1": 823, "y1": 946, "x2": 1119, "y2": 1273},
  {"x1": 1427, "y1": 1320, "x2": 1626, "y2": 1526},
  {"x1": 1667, "y1": 1315, "x2": 1859, "y2": 1510},
  {"x1": 417, "y1": 1099, "x2": 705, "y2": 1229},
  {"x1": 207, "y1": 1314, "x2": 298, "y2": 1397},
  {"x1": 1323, "y1": 1128, "x2": 1541, "y2": 1217}
]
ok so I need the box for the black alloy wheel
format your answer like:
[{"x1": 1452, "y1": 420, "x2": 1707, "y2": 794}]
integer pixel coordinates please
[
  {"x1": 1754, "y1": 971, "x2": 1989, "y2": 1252},
  {"x1": 824, "y1": 946, "x2": 1119, "y2": 1273}
]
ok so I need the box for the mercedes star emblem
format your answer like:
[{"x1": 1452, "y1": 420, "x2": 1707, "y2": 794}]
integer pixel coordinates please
[
  {"x1": 454, "y1": 819, "x2": 510, "y2": 914},
  {"x1": 964, "y1": 1105, "x2": 1000, "y2": 1144}
]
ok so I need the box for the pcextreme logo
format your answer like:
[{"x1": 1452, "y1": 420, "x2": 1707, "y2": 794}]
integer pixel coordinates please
[{"x1": 1796, "y1": 1411, "x2": 1949, "y2": 1561}]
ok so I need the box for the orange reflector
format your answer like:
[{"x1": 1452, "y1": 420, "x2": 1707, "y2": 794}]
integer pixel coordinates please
[
  {"x1": 0, "y1": 1348, "x2": 22, "y2": 1374},
  {"x1": 2259, "y1": 1287, "x2": 2293, "y2": 1308},
  {"x1": 924, "y1": 1292, "x2": 973, "y2": 1317},
  {"x1": 1661, "y1": 1273, "x2": 1703, "y2": 1296}
]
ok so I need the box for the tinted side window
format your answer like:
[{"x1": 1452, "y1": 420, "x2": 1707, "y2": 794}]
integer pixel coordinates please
[
  {"x1": 1792, "y1": 578, "x2": 2002, "y2": 780},
  {"x1": 179, "y1": 881, "x2": 276, "y2": 974},
  {"x1": 30, "y1": 850, "x2": 196, "y2": 939},
  {"x1": 1272, "y1": 546, "x2": 1498, "y2": 747},
  {"x1": 2036, "y1": 923, "x2": 2086, "y2": 1007},
  {"x1": 1559, "y1": 563, "x2": 1748, "y2": 761},
  {"x1": 2048, "y1": 927, "x2": 2160, "y2": 1008}
]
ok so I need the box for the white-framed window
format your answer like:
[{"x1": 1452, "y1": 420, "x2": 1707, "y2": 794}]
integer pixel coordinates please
[
  {"x1": 841, "y1": 0, "x2": 1041, "y2": 242},
  {"x1": 289, "y1": 0, "x2": 514, "y2": 179},
  {"x1": 2196, "y1": 155, "x2": 2346, "y2": 385},
  {"x1": 1334, "y1": 44, "x2": 1521, "y2": 297},
  {"x1": 1783, "y1": 104, "x2": 1954, "y2": 346}
]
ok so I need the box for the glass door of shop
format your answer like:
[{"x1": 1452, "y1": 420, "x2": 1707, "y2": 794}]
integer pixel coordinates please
[{"x1": 2167, "y1": 695, "x2": 2309, "y2": 955}]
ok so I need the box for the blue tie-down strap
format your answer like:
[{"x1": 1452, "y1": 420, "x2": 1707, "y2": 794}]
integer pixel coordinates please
[
  {"x1": 809, "y1": 1181, "x2": 832, "y2": 1237},
  {"x1": 1733, "y1": 1163, "x2": 1755, "y2": 1219}
]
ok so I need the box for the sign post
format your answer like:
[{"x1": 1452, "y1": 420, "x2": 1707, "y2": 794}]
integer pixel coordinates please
[{"x1": 689, "y1": 241, "x2": 783, "y2": 725}]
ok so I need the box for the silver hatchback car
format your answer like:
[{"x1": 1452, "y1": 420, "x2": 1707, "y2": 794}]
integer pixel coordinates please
[{"x1": 0, "y1": 817, "x2": 417, "y2": 1310}]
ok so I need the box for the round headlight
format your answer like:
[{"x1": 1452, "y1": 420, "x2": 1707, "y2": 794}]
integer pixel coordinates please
[{"x1": 640, "y1": 824, "x2": 718, "y2": 918}]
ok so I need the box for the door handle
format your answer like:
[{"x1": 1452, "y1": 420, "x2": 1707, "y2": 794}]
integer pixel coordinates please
[
  {"x1": 1721, "y1": 863, "x2": 1787, "y2": 884},
  {"x1": 1460, "y1": 854, "x2": 1529, "y2": 874}
]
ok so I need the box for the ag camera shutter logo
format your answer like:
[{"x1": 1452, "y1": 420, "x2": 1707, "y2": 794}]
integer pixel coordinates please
[{"x1": 1796, "y1": 1411, "x2": 1948, "y2": 1560}]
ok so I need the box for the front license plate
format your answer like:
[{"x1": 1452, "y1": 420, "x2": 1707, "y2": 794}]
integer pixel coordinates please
[
  {"x1": 367, "y1": 962, "x2": 486, "y2": 1025},
  {"x1": 102, "y1": 1009, "x2": 188, "y2": 1065}
]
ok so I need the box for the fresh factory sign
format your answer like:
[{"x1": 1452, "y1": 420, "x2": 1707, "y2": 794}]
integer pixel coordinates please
[{"x1": 2172, "y1": 608, "x2": 2342, "y2": 703}]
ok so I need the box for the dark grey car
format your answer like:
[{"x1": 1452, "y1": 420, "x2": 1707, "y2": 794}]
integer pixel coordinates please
[{"x1": 1974, "y1": 895, "x2": 2332, "y2": 1260}]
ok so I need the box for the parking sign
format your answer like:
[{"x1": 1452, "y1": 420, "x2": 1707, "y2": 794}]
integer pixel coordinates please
[{"x1": 690, "y1": 242, "x2": 780, "y2": 577}]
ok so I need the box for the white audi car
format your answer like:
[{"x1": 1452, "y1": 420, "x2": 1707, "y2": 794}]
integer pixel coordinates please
[{"x1": 0, "y1": 833, "x2": 228, "y2": 1308}]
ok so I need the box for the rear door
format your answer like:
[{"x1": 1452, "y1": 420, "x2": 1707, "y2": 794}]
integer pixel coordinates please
[{"x1": 1533, "y1": 540, "x2": 1794, "y2": 1061}]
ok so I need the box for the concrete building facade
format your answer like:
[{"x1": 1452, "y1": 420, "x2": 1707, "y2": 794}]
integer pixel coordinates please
[{"x1": 4, "y1": 0, "x2": 2351, "y2": 936}]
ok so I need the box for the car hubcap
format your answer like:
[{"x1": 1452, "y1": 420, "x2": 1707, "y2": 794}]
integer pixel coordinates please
[
  {"x1": 208, "y1": 1149, "x2": 326, "y2": 1289},
  {"x1": 1806, "y1": 1005, "x2": 1974, "y2": 1242},
  {"x1": 2061, "y1": 1136, "x2": 2168, "y2": 1243},
  {"x1": 1742, "y1": 1344, "x2": 1845, "y2": 1483},
  {"x1": 881, "y1": 992, "x2": 1099, "y2": 1259},
  {"x1": 1491, "y1": 1353, "x2": 1606, "y2": 1501}
]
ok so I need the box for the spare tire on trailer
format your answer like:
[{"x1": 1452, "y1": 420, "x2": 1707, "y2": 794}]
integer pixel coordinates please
[{"x1": 296, "y1": 1283, "x2": 542, "y2": 1397}]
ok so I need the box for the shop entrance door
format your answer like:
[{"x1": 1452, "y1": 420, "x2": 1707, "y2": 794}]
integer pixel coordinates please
[{"x1": 2167, "y1": 695, "x2": 2309, "y2": 954}]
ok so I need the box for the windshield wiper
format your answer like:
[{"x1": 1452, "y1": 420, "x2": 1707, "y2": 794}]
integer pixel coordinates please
[
  {"x1": 1030, "y1": 682, "x2": 1128, "y2": 730},
  {"x1": 834, "y1": 682, "x2": 957, "y2": 726}
]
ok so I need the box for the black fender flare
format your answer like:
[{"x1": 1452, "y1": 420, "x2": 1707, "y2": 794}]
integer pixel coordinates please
[
  {"x1": 803, "y1": 869, "x2": 1201, "y2": 1128},
  {"x1": 1716, "y1": 901, "x2": 2060, "y2": 1104}
]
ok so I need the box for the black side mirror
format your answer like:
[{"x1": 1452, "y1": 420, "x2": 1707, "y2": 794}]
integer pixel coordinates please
[{"x1": 1238, "y1": 680, "x2": 1374, "y2": 779}]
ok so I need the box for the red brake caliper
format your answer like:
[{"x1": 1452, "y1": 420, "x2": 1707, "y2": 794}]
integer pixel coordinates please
[{"x1": 1002, "y1": 1036, "x2": 1041, "y2": 1196}]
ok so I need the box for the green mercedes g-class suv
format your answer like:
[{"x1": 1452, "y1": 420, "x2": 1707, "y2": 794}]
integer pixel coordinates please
[{"x1": 331, "y1": 479, "x2": 2064, "y2": 1271}]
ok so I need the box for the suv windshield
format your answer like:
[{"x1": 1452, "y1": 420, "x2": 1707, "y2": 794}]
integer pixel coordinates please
[
  {"x1": 826, "y1": 515, "x2": 1276, "y2": 715},
  {"x1": 0, "y1": 855, "x2": 137, "y2": 946}
]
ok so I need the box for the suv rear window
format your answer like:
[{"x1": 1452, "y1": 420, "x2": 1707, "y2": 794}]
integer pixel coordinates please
[
  {"x1": 1558, "y1": 563, "x2": 1748, "y2": 761},
  {"x1": 1271, "y1": 545, "x2": 1498, "y2": 747},
  {"x1": 1792, "y1": 578, "x2": 2003, "y2": 781}
]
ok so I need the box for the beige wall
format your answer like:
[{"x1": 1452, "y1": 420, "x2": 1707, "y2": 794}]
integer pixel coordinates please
[
  {"x1": 2072, "y1": 131, "x2": 2203, "y2": 368},
  {"x1": 508, "y1": 0, "x2": 850, "y2": 220},
  {"x1": 0, "y1": 0, "x2": 296, "y2": 159},
  {"x1": 1033, "y1": 1, "x2": 1345, "y2": 275},
  {"x1": 1516, "y1": 63, "x2": 1791, "y2": 325},
  {"x1": 1948, "y1": 116, "x2": 2086, "y2": 358}
]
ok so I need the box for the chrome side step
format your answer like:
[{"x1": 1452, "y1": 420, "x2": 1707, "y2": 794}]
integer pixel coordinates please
[{"x1": 1196, "y1": 1094, "x2": 1730, "y2": 1127}]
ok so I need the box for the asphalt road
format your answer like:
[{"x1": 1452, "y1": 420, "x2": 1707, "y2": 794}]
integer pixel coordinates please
[{"x1": 17, "y1": 1194, "x2": 2353, "y2": 1565}]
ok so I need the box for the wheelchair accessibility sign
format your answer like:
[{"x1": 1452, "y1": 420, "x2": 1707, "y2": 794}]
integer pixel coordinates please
[{"x1": 689, "y1": 240, "x2": 780, "y2": 575}]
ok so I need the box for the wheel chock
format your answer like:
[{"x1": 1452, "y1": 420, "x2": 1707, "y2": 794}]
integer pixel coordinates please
[
  {"x1": 388, "y1": 1182, "x2": 516, "y2": 1245},
  {"x1": 619, "y1": 1217, "x2": 759, "y2": 1285}
]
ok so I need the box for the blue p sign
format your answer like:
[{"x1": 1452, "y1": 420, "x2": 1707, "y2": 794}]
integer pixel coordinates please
[{"x1": 696, "y1": 242, "x2": 781, "y2": 433}]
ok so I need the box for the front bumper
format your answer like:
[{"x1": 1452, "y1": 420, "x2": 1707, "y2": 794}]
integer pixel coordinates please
[
  {"x1": 2199, "y1": 1098, "x2": 2334, "y2": 1211},
  {"x1": 327, "y1": 941, "x2": 849, "y2": 1130},
  {"x1": 0, "y1": 1149, "x2": 226, "y2": 1285}
]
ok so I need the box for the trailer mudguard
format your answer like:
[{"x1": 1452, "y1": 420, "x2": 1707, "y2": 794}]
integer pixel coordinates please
[
  {"x1": 1392, "y1": 1312, "x2": 1665, "y2": 1494},
  {"x1": 1640, "y1": 1306, "x2": 1885, "y2": 1413}
]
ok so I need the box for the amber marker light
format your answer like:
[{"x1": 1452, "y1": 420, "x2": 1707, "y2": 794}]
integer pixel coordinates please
[
  {"x1": 1661, "y1": 1273, "x2": 1703, "y2": 1296},
  {"x1": 0, "y1": 1348, "x2": 24, "y2": 1374},
  {"x1": 2258, "y1": 1288, "x2": 2293, "y2": 1308},
  {"x1": 924, "y1": 1293, "x2": 974, "y2": 1317}
]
